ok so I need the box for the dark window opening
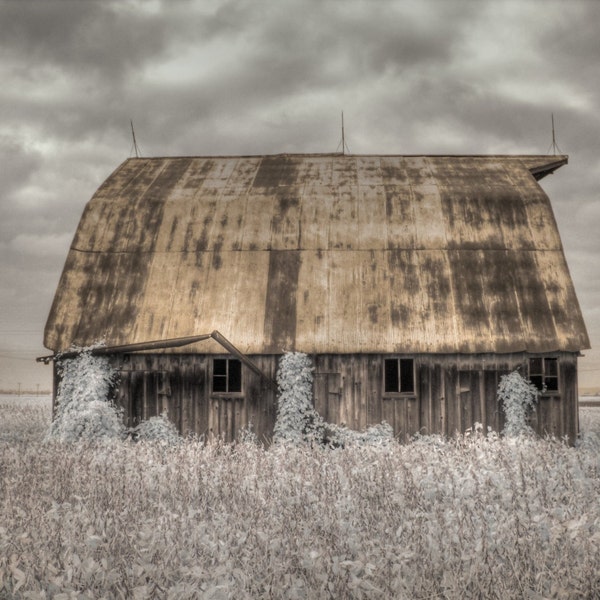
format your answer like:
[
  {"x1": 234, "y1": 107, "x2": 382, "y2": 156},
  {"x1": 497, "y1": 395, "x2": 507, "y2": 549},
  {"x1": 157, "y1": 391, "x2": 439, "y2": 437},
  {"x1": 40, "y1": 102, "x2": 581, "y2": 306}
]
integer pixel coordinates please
[
  {"x1": 384, "y1": 358, "x2": 415, "y2": 394},
  {"x1": 400, "y1": 359, "x2": 415, "y2": 394},
  {"x1": 529, "y1": 357, "x2": 558, "y2": 393},
  {"x1": 530, "y1": 375, "x2": 544, "y2": 391},
  {"x1": 384, "y1": 359, "x2": 399, "y2": 393},
  {"x1": 213, "y1": 358, "x2": 242, "y2": 393}
]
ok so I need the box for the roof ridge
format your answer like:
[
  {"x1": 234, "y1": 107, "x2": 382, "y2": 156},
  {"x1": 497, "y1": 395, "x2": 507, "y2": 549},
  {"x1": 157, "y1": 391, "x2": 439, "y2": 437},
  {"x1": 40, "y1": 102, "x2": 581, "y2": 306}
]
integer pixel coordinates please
[{"x1": 123, "y1": 153, "x2": 569, "y2": 160}]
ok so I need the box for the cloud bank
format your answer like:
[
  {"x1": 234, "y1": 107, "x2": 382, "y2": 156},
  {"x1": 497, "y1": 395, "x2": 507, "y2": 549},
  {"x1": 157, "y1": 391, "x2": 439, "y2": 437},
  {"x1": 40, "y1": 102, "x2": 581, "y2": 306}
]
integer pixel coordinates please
[{"x1": 1, "y1": 0, "x2": 599, "y2": 389}]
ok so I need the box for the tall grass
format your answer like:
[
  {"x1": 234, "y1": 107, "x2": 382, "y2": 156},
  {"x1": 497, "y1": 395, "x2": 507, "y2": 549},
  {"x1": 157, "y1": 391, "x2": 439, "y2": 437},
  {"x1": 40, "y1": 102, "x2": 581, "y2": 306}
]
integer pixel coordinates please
[{"x1": 1, "y1": 396, "x2": 599, "y2": 599}]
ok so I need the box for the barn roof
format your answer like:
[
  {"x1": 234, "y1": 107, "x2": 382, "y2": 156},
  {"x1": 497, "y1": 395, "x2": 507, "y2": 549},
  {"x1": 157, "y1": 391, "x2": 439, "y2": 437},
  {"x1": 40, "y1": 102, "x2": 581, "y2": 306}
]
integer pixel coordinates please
[{"x1": 44, "y1": 154, "x2": 589, "y2": 355}]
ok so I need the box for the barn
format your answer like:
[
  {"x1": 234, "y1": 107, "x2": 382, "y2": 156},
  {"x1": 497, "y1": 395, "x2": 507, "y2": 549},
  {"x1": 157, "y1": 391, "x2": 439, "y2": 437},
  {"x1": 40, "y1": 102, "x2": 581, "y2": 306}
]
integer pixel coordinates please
[{"x1": 42, "y1": 153, "x2": 589, "y2": 442}]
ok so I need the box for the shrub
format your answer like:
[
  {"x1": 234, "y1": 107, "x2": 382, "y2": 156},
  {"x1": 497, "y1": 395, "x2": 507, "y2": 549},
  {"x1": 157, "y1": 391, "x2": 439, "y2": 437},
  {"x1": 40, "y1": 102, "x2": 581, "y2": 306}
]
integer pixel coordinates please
[
  {"x1": 323, "y1": 420, "x2": 394, "y2": 447},
  {"x1": 273, "y1": 352, "x2": 323, "y2": 444},
  {"x1": 497, "y1": 370, "x2": 539, "y2": 437},
  {"x1": 46, "y1": 346, "x2": 125, "y2": 442},
  {"x1": 237, "y1": 421, "x2": 260, "y2": 445},
  {"x1": 132, "y1": 412, "x2": 181, "y2": 444},
  {"x1": 274, "y1": 352, "x2": 393, "y2": 446}
]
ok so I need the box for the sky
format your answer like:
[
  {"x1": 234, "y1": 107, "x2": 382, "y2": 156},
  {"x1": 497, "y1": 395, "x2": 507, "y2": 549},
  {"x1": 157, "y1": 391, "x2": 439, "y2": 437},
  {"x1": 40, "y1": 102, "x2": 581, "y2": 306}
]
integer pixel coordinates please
[{"x1": 1, "y1": 0, "x2": 600, "y2": 392}]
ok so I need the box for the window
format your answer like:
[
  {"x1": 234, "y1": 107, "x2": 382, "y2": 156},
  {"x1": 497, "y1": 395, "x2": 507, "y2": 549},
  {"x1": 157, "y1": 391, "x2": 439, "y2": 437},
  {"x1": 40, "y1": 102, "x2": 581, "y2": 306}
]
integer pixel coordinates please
[
  {"x1": 213, "y1": 358, "x2": 242, "y2": 393},
  {"x1": 384, "y1": 358, "x2": 415, "y2": 394},
  {"x1": 529, "y1": 357, "x2": 558, "y2": 393}
]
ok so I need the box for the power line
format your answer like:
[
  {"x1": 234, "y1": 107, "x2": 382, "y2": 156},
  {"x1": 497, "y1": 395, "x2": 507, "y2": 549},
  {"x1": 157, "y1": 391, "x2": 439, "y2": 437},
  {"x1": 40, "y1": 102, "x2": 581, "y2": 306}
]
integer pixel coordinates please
[
  {"x1": 0, "y1": 331, "x2": 41, "y2": 335},
  {"x1": 0, "y1": 354, "x2": 39, "y2": 362}
]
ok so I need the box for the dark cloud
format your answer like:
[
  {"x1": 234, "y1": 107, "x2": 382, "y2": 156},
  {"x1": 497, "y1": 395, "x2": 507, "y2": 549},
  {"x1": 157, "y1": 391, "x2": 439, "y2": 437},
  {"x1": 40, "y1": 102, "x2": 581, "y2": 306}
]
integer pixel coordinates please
[
  {"x1": 0, "y1": 0, "x2": 171, "y2": 81},
  {"x1": 0, "y1": 136, "x2": 42, "y2": 195},
  {"x1": 538, "y1": 1, "x2": 600, "y2": 76}
]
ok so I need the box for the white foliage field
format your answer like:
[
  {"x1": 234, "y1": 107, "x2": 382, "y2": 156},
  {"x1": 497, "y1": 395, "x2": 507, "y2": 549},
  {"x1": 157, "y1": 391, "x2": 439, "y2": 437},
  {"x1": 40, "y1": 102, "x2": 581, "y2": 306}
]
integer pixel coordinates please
[{"x1": 1, "y1": 395, "x2": 599, "y2": 599}]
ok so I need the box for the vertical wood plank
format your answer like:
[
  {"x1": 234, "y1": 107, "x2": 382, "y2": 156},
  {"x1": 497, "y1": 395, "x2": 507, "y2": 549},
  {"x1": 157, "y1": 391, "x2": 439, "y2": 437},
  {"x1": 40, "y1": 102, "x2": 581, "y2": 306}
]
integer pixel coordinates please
[
  {"x1": 459, "y1": 371, "x2": 470, "y2": 433},
  {"x1": 444, "y1": 365, "x2": 457, "y2": 435},
  {"x1": 484, "y1": 370, "x2": 499, "y2": 433},
  {"x1": 478, "y1": 369, "x2": 486, "y2": 432},
  {"x1": 470, "y1": 371, "x2": 481, "y2": 426},
  {"x1": 382, "y1": 398, "x2": 395, "y2": 433},
  {"x1": 433, "y1": 363, "x2": 443, "y2": 435},
  {"x1": 418, "y1": 362, "x2": 430, "y2": 435}
]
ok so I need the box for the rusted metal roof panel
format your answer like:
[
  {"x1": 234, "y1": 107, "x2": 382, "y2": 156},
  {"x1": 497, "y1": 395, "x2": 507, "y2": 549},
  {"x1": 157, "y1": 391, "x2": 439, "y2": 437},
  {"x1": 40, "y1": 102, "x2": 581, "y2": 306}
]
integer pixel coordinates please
[{"x1": 44, "y1": 154, "x2": 589, "y2": 354}]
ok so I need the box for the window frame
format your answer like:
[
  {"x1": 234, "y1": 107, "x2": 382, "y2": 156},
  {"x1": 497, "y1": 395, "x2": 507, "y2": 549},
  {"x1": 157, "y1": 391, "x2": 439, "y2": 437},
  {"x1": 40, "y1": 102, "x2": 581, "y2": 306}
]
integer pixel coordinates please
[
  {"x1": 383, "y1": 357, "x2": 416, "y2": 396},
  {"x1": 211, "y1": 357, "x2": 243, "y2": 396},
  {"x1": 528, "y1": 357, "x2": 559, "y2": 395}
]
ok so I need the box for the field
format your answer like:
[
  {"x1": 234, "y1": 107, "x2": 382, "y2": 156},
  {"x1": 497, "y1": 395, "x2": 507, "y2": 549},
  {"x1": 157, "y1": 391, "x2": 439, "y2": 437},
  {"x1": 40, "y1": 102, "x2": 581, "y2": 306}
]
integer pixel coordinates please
[{"x1": 1, "y1": 395, "x2": 599, "y2": 599}]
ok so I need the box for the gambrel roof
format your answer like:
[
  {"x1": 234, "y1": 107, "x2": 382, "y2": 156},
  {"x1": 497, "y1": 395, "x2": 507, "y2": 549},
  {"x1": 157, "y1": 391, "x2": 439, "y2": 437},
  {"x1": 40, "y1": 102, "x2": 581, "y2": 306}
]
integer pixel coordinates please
[{"x1": 44, "y1": 154, "x2": 589, "y2": 355}]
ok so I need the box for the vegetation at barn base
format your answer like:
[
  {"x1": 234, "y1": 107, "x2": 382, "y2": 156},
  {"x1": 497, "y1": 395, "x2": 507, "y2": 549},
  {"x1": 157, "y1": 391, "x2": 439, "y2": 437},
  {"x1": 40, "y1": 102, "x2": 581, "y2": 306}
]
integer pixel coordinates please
[
  {"x1": 498, "y1": 370, "x2": 540, "y2": 437},
  {"x1": 1, "y1": 397, "x2": 599, "y2": 599},
  {"x1": 131, "y1": 412, "x2": 181, "y2": 444},
  {"x1": 274, "y1": 352, "x2": 393, "y2": 446},
  {"x1": 46, "y1": 347, "x2": 182, "y2": 444},
  {"x1": 46, "y1": 346, "x2": 124, "y2": 443}
]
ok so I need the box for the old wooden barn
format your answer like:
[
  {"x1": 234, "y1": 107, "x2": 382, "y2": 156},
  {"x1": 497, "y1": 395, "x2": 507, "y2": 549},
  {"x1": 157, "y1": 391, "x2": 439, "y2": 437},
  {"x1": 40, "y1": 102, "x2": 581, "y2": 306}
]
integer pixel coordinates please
[{"x1": 42, "y1": 153, "x2": 589, "y2": 442}]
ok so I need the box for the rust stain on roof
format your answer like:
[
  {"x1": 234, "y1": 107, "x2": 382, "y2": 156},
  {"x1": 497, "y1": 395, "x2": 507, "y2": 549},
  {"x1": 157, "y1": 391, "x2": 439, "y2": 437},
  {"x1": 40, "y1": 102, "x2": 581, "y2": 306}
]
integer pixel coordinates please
[{"x1": 44, "y1": 153, "x2": 589, "y2": 355}]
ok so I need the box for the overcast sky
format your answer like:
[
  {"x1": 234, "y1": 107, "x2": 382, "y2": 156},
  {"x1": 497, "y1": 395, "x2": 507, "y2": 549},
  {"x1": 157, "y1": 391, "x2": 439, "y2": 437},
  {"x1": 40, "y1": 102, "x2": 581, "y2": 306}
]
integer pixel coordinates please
[{"x1": 1, "y1": 0, "x2": 599, "y2": 392}]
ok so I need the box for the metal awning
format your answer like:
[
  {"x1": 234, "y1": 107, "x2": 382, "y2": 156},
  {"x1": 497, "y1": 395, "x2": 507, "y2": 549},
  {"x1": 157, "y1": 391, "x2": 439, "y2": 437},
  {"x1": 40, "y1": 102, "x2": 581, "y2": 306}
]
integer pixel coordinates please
[{"x1": 37, "y1": 330, "x2": 277, "y2": 390}]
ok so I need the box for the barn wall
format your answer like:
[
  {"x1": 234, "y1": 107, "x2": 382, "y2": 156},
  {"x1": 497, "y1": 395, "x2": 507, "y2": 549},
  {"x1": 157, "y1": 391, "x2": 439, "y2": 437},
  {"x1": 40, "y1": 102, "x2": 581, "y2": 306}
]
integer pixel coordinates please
[
  {"x1": 313, "y1": 352, "x2": 580, "y2": 442},
  {"x1": 77, "y1": 350, "x2": 579, "y2": 443},
  {"x1": 113, "y1": 354, "x2": 278, "y2": 443}
]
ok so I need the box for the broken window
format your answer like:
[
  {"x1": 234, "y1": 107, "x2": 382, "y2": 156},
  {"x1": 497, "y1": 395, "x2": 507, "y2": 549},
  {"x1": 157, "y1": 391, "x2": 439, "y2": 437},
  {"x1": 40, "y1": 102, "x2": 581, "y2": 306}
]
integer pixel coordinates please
[
  {"x1": 529, "y1": 357, "x2": 558, "y2": 393},
  {"x1": 384, "y1": 358, "x2": 415, "y2": 394},
  {"x1": 213, "y1": 358, "x2": 242, "y2": 393}
]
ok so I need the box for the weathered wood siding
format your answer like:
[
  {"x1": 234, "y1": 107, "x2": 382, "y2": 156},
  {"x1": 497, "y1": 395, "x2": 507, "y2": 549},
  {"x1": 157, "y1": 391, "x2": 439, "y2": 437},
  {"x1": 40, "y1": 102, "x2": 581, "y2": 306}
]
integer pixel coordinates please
[
  {"x1": 105, "y1": 351, "x2": 579, "y2": 443},
  {"x1": 314, "y1": 352, "x2": 579, "y2": 441},
  {"x1": 113, "y1": 354, "x2": 277, "y2": 443}
]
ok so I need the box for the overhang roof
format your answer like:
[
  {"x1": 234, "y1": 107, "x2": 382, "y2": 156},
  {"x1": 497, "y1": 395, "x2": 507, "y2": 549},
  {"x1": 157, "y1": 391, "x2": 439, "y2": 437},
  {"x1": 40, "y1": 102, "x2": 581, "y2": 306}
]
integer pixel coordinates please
[{"x1": 44, "y1": 153, "x2": 589, "y2": 355}]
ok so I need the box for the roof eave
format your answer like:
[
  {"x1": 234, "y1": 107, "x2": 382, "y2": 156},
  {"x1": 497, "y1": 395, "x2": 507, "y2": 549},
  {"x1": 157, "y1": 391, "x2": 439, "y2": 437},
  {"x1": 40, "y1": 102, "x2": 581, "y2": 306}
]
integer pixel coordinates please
[{"x1": 529, "y1": 156, "x2": 568, "y2": 181}]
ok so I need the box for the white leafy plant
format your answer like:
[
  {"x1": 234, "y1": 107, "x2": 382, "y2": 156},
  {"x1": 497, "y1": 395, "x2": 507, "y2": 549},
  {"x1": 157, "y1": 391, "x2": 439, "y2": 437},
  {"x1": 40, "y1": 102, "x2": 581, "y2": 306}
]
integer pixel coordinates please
[
  {"x1": 3, "y1": 417, "x2": 598, "y2": 599},
  {"x1": 133, "y1": 412, "x2": 181, "y2": 444},
  {"x1": 497, "y1": 370, "x2": 540, "y2": 437},
  {"x1": 273, "y1": 352, "x2": 393, "y2": 446},
  {"x1": 46, "y1": 345, "x2": 125, "y2": 442},
  {"x1": 2, "y1": 389, "x2": 599, "y2": 597},
  {"x1": 46, "y1": 345, "x2": 182, "y2": 443}
]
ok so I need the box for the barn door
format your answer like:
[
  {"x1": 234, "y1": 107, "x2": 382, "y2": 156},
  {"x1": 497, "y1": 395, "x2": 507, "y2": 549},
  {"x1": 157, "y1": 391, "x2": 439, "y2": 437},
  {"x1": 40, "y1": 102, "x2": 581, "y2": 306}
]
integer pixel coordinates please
[
  {"x1": 208, "y1": 396, "x2": 244, "y2": 443},
  {"x1": 313, "y1": 372, "x2": 341, "y2": 423},
  {"x1": 128, "y1": 370, "x2": 171, "y2": 427}
]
